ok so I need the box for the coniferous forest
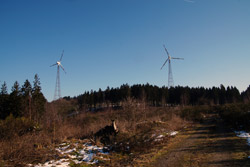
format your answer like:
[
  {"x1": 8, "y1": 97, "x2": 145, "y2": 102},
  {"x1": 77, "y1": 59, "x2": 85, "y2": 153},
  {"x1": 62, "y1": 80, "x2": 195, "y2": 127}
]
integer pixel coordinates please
[
  {"x1": 0, "y1": 74, "x2": 46, "y2": 120},
  {"x1": 71, "y1": 83, "x2": 249, "y2": 110}
]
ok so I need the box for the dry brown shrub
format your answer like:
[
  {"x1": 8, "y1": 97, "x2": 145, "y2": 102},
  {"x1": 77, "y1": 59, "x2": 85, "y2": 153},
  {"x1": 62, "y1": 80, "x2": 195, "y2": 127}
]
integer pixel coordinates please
[
  {"x1": 43, "y1": 99, "x2": 187, "y2": 142},
  {"x1": 0, "y1": 98, "x2": 191, "y2": 166},
  {"x1": 0, "y1": 132, "x2": 55, "y2": 166},
  {"x1": 167, "y1": 114, "x2": 187, "y2": 131}
]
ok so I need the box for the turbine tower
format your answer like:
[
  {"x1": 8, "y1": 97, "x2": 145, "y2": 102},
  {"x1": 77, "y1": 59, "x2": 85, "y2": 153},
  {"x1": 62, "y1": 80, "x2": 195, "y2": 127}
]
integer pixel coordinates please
[
  {"x1": 161, "y1": 45, "x2": 183, "y2": 88},
  {"x1": 50, "y1": 50, "x2": 66, "y2": 100}
]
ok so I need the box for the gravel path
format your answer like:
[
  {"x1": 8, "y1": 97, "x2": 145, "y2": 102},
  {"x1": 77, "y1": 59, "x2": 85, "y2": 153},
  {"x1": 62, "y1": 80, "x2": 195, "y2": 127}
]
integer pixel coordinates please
[{"x1": 153, "y1": 113, "x2": 250, "y2": 167}]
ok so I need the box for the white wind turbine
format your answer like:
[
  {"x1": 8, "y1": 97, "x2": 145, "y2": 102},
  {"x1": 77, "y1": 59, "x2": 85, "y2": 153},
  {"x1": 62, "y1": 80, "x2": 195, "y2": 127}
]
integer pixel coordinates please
[
  {"x1": 50, "y1": 50, "x2": 66, "y2": 100},
  {"x1": 161, "y1": 45, "x2": 184, "y2": 88}
]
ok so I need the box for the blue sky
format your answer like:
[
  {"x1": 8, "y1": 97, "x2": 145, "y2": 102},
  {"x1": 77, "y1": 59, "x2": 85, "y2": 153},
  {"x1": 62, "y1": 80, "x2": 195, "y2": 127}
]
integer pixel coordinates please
[{"x1": 0, "y1": 0, "x2": 250, "y2": 101}]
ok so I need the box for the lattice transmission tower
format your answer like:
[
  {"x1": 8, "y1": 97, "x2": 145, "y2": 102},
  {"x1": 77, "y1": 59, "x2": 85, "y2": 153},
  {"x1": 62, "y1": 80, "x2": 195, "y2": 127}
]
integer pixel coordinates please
[{"x1": 50, "y1": 50, "x2": 66, "y2": 100}]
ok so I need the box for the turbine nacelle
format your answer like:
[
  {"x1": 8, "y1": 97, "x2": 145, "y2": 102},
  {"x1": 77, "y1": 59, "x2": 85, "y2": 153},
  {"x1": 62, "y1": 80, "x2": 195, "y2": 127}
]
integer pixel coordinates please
[
  {"x1": 161, "y1": 45, "x2": 184, "y2": 70},
  {"x1": 50, "y1": 50, "x2": 66, "y2": 73}
]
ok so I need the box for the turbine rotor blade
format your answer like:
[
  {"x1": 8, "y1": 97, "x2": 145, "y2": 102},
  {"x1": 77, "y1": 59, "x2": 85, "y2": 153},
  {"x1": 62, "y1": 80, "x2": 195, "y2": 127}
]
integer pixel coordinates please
[
  {"x1": 50, "y1": 63, "x2": 57, "y2": 67},
  {"x1": 60, "y1": 50, "x2": 64, "y2": 61},
  {"x1": 163, "y1": 45, "x2": 170, "y2": 57},
  {"x1": 60, "y1": 64, "x2": 66, "y2": 73},
  {"x1": 172, "y1": 57, "x2": 184, "y2": 60},
  {"x1": 161, "y1": 58, "x2": 169, "y2": 70}
]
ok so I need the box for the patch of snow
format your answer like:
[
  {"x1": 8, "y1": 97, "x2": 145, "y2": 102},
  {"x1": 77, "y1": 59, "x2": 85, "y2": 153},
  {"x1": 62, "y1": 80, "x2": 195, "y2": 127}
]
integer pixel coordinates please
[
  {"x1": 154, "y1": 139, "x2": 161, "y2": 142},
  {"x1": 99, "y1": 155, "x2": 110, "y2": 161},
  {"x1": 32, "y1": 141, "x2": 109, "y2": 167},
  {"x1": 153, "y1": 131, "x2": 179, "y2": 142},
  {"x1": 83, "y1": 152, "x2": 94, "y2": 162},
  {"x1": 154, "y1": 134, "x2": 165, "y2": 141},
  {"x1": 235, "y1": 131, "x2": 250, "y2": 138},
  {"x1": 157, "y1": 121, "x2": 164, "y2": 123},
  {"x1": 34, "y1": 159, "x2": 70, "y2": 167},
  {"x1": 235, "y1": 131, "x2": 250, "y2": 146},
  {"x1": 68, "y1": 154, "x2": 77, "y2": 159},
  {"x1": 156, "y1": 135, "x2": 164, "y2": 139},
  {"x1": 57, "y1": 147, "x2": 76, "y2": 154},
  {"x1": 89, "y1": 159, "x2": 99, "y2": 164},
  {"x1": 60, "y1": 143, "x2": 68, "y2": 146},
  {"x1": 169, "y1": 131, "x2": 178, "y2": 136},
  {"x1": 235, "y1": 130, "x2": 250, "y2": 159}
]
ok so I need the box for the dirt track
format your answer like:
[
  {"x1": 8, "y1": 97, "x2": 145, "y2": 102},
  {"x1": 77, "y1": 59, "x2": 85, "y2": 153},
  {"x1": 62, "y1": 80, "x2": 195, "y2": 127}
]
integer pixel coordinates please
[{"x1": 152, "y1": 113, "x2": 250, "y2": 167}]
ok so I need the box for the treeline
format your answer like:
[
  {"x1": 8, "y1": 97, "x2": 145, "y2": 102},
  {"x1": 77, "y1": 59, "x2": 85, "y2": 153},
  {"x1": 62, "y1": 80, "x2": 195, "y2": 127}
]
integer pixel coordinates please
[
  {"x1": 0, "y1": 74, "x2": 46, "y2": 120},
  {"x1": 2, "y1": 74, "x2": 249, "y2": 120},
  {"x1": 71, "y1": 84, "x2": 249, "y2": 109}
]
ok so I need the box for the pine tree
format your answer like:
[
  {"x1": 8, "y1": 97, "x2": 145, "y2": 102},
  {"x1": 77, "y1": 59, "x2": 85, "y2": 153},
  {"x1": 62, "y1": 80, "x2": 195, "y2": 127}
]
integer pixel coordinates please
[
  {"x1": 1, "y1": 81, "x2": 8, "y2": 95},
  {"x1": 9, "y1": 81, "x2": 22, "y2": 117},
  {"x1": 97, "y1": 88, "x2": 103, "y2": 106},
  {"x1": 219, "y1": 84, "x2": 226, "y2": 104},
  {"x1": 21, "y1": 80, "x2": 32, "y2": 118},
  {"x1": 11, "y1": 81, "x2": 20, "y2": 95},
  {"x1": 0, "y1": 81, "x2": 9, "y2": 119},
  {"x1": 22, "y1": 80, "x2": 32, "y2": 96},
  {"x1": 32, "y1": 74, "x2": 46, "y2": 121},
  {"x1": 33, "y1": 74, "x2": 41, "y2": 94}
]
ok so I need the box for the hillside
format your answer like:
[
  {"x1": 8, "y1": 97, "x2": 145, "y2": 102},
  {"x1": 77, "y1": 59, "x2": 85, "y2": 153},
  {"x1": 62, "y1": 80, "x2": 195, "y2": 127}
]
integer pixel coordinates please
[
  {"x1": 1, "y1": 79, "x2": 250, "y2": 166},
  {"x1": 1, "y1": 102, "x2": 250, "y2": 166}
]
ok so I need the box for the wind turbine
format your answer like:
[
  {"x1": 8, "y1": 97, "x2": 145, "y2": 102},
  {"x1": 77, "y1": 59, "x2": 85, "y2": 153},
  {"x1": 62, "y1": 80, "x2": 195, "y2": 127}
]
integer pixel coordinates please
[
  {"x1": 50, "y1": 50, "x2": 66, "y2": 100},
  {"x1": 161, "y1": 45, "x2": 184, "y2": 88}
]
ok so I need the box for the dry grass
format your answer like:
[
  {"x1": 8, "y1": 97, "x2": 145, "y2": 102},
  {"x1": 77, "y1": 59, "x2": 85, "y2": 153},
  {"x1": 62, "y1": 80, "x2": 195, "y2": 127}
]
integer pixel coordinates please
[
  {"x1": 0, "y1": 99, "x2": 190, "y2": 166},
  {"x1": 167, "y1": 114, "x2": 187, "y2": 131},
  {"x1": 0, "y1": 133, "x2": 55, "y2": 166}
]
